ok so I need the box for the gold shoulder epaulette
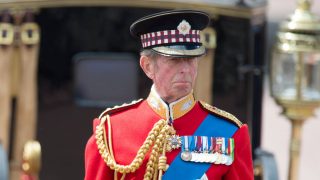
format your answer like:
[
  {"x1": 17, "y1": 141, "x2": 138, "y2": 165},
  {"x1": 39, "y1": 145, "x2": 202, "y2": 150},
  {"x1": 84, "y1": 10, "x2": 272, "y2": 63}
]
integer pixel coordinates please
[
  {"x1": 199, "y1": 101, "x2": 243, "y2": 128},
  {"x1": 98, "y1": 99, "x2": 143, "y2": 119}
]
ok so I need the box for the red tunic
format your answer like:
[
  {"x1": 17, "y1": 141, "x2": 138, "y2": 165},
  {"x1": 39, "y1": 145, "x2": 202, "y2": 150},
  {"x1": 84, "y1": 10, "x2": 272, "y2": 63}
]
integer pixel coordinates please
[{"x1": 84, "y1": 100, "x2": 253, "y2": 180}]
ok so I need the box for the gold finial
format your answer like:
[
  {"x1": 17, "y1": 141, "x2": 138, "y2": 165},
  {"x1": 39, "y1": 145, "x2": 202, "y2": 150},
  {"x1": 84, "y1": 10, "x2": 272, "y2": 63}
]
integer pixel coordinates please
[
  {"x1": 297, "y1": 0, "x2": 311, "y2": 11},
  {"x1": 276, "y1": 0, "x2": 320, "y2": 52},
  {"x1": 281, "y1": 0, "x2": 320, "y2": 32}
]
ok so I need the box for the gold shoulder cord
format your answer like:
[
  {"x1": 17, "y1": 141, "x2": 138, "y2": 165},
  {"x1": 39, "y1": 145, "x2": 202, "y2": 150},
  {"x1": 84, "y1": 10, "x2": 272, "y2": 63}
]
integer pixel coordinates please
[
  {"x1": 95, "y1": 114, "x2": 176, "y2": 180},
  {"x1": 200, "y1": 101, "x2": 243, "y2": 127}
]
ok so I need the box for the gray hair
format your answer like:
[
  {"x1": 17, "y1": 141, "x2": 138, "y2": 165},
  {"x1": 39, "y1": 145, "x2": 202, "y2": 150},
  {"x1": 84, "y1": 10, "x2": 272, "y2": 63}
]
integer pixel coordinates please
[{"x1": 140, "y1": 49, "x2": 160, "y2": 60}]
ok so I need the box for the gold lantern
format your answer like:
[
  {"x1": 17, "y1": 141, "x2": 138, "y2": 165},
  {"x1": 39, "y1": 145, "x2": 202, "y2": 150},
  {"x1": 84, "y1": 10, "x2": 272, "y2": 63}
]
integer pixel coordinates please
[{"x1": 270, "y1": 0, "x2": 320, "y2": 180}]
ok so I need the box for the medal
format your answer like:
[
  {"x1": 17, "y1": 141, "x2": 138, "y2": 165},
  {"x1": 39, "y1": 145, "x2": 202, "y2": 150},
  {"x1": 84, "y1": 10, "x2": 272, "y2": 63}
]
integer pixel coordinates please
[
  {"x1": 225, "y1": 138, "x2": 235, "y2": 165},
  {"x1": 221, "y1": 154, "x2": 228, "y2": 164},
  {"x1": 180, "y1": 136, "x2": 235, "y2": 165},
  {"x1": 191, "y1": 136, "x2": 199, "y2": 162},
  {"x1": 181, "y1": 151, "x2": 192, "y2": 161},
  {"x1": 215, "y1": 153, "x2": 221, "y2": 164},
  {"x1": 221, "y1": 138, "x2": 226, "y2": 155},
  {"x1": 215, "y1": 138, "x2": 223, "y2": 164},
  {"x1": 166, "y1": 126, "x2": 181, "y2": 152},
  {"x1": 209, "y1": 153, "x2": 218, "y2": 163},
  {"x1": 198, "y1": 153, "x2": 205, "y2": 162},
  {"x1": 181, "y1": 136, "x2": 192, "y2": 161},
  {"x1": 191, "y1": 152, "x2": 200, "y2": 162},
  {"x1": 221, "y1": 138, "x2": 228, "y2": 164},
  {"x1": 209, "y1": 137, "x2": 214, "y2": 153},
  {"x1": 195, "y1": 136, "x2": 202, "y2": 152},
  {"x1": 204, "y1": 154, "x2": 210, "y2": 163},
  {"x1": 225, "y1": 156, "x2": 233, "y2": 165},
  {"x1": 196, "y1": 136, "x2": 203, "y2": 162},
  {"x1": 203, "y1": 136, "x2": 212, "y2": 163},
  {"x1": 201, "y1": 136, "x2": 209, "y2": 162},
  {"x1": 167, "y1": 135, "x2": 181, "y2": 152}
]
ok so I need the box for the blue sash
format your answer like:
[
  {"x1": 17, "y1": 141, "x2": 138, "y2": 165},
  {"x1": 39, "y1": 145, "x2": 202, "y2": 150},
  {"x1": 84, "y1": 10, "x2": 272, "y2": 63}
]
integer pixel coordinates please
[{"x1": 163, "y1": 114, "x2": 238, "y2": 180}]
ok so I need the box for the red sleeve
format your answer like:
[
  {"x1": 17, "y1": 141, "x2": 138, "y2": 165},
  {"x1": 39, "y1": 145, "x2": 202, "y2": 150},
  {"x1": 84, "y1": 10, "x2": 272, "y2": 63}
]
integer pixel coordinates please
[
  {"x1": 224, "y1": 124, "x2": 254, "y2": 180},
  {"x1": 84, "y1": 119, "x2": 113, "y2": 180}
]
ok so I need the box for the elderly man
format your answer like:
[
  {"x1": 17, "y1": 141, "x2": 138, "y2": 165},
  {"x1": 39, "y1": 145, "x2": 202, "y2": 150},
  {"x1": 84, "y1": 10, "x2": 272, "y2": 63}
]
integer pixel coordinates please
[{"x1": 85, "y1": 10, "x2": 253, "y2": 180}]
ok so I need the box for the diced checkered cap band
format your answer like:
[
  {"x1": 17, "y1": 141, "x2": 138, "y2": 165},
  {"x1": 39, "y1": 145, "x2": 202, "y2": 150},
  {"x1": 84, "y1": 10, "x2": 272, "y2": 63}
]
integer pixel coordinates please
[{"x1": 140, "y1": 29, "x2": 201, "y2": 48}]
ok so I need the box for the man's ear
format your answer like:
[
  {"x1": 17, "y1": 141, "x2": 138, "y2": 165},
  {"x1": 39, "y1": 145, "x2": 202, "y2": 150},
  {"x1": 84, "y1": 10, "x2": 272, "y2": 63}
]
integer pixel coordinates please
[{"x1": 140, "y1": 55, "x2": 154, "y2": 80}]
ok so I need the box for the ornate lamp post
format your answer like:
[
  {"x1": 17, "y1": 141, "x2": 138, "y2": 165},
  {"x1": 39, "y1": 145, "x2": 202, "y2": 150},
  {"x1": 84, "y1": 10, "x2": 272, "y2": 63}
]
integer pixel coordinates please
[{"x1": 270, "y1": 0, "x2": 320, "y2": 180}]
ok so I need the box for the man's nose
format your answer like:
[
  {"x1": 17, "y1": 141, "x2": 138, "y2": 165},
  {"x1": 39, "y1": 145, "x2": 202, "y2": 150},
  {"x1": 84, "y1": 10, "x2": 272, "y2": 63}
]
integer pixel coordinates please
[{"x1": 180, "y1": 61, "x2": 192, "y2": 73}]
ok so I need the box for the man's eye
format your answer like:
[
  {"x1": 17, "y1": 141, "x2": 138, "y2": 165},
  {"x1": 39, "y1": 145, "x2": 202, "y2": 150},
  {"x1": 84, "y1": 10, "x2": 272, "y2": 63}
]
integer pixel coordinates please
[
  {"x1": 169, "y1": 58, "x2": 178, "y2": 61},
  {"x1": 171, "y1": 58, "x2": 183, "y2": 61}
]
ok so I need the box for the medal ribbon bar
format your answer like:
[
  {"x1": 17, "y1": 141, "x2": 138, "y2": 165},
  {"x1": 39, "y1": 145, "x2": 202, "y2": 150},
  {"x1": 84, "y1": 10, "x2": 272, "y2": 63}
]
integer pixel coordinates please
[{"x1": 180, "y1": 136, "x2": 235, "y2": 165}]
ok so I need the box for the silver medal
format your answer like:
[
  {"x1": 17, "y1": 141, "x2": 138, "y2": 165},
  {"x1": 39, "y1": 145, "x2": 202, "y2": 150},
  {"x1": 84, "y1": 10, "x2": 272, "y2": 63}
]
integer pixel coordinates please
[
  {"x1": 181, "y1": 136, "x2": 192, "y2": 161},
  {"x1": 203, "y1": 153, "x2": 211, "y2": 163},
  {"x1": 191, "y1": 152, "x2": 200, "y2": 162},
  {"x1": 221, "y1": 154, "x2": 228, "y2": 164},
  {"x1": 225, "y1": 156, "x2": 233, "y2": 165},
  {"x1": 212, "y1": 152, "x2": 218, "y2": 163},
  {"x1": 181, "y1": 151, "x2": 192, "y2": 161},
  {"x1": 199, "y1": 153, "x2": 206, "y2": 162},
  {"x1": 215, "y1": 153, "x2": 222, "y2": 164}
]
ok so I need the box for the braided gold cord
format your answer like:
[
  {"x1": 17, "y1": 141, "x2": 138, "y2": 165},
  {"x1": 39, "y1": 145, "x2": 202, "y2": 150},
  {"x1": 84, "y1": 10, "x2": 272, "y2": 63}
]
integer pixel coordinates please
[
  {"x1": 153, "y1": 164, "x2": 159, "y2": 180},
  {"x1": 158, "y1": 130, "x2": 170, "y2": 180},
  {"x1": 95, "y1": 116, "x2": 168, "y2": 176},
  {"x1": 143, "y1": 124, "x2": 171, "y2": 180}
]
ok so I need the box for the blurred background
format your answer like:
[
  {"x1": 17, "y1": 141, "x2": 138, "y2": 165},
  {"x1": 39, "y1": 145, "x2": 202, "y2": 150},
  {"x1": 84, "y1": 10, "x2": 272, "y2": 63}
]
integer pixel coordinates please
[
  {"x1": 263, "y1": 1, "x2": 320, "y2": 180},
  {"x1": 0, "y1": 0, "x2": 319, "y2": 180}
]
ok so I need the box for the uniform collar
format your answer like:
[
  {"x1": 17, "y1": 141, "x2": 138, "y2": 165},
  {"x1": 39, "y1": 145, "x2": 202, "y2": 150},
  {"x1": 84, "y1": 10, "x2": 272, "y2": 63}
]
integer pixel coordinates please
[{"x1": 147, "y1": 85, "x2": 196, "y2": 121}]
